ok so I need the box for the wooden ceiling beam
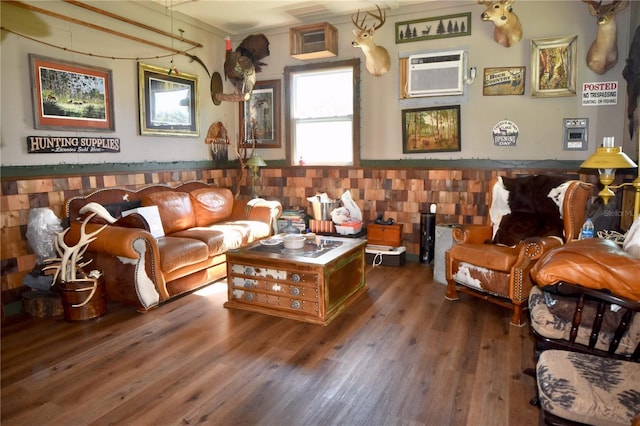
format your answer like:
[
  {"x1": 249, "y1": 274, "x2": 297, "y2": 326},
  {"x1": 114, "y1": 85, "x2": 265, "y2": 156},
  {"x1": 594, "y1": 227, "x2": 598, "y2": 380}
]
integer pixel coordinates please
[
  {"x1": 5, "y1": 0, "x2": 184, "y2": 54},
  {"x1": 63, "y1": 0, "x2": 202, "y2": 48}
]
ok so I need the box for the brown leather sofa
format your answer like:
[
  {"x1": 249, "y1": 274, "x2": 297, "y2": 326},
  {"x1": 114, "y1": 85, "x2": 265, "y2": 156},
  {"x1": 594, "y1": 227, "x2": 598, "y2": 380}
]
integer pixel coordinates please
[{"x1": 65, "y1": 181, "x2": 282, "y2": 312}]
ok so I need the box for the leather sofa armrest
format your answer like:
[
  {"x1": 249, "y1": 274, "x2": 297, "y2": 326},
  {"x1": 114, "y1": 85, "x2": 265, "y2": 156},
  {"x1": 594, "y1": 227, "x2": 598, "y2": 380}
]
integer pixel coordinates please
[
  {"x1": 65, "y1": 222, "x2": 168, "y2": 301},
  {"x1": 452, "y1": 224, "x2": 493, "y2": 244},
  {"x1": 230, "y1": 198, "x2": 283, "y2": 234}
]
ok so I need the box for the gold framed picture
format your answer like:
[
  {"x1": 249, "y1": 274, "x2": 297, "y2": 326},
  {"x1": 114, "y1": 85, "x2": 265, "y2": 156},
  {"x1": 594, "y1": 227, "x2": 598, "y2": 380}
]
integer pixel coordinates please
[{"x1": 530, "y1": 35, "x2": 577, "y2": 98}]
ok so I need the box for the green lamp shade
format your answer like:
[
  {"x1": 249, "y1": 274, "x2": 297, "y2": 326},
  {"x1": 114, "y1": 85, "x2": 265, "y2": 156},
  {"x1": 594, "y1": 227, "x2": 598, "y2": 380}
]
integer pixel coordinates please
[{"x1": 246, "y1": 155, "x2": 267, "y2": 168}]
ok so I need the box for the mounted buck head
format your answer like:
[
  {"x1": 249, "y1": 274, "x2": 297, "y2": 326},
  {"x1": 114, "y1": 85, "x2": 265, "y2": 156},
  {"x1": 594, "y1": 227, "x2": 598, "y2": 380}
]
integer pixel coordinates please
[
  {"x1": 351, "y1": 4, "x2": 390, "y2": 77},
  {"x1": 583, "y1": 0, "x2": 629, "y2": 74},
  {"x1": 477, "y1": 0, "x2": 522, "y2": 48}
]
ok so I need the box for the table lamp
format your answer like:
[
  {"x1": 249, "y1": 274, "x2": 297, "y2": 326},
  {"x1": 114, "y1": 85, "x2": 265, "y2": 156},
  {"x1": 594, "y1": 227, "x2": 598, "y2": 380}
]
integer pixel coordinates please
[
  {"x1": 246, "y1": 154, "x2": 267, "y2": 198},
  {"x1": 580, "y1": 136, "x2": 639, "y2": 221}
]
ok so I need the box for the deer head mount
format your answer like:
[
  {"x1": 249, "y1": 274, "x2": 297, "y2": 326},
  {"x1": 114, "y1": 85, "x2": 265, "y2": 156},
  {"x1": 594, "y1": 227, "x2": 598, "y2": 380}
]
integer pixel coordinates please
[
  {"x1": 351, "y1": 5, "x2": 390, "y2": 77},
  {"x1": 477, "y1": 0, "x2": 522, "y2": 48},
  {"x1": 583, "y1": 0, "x2": 629, "y2": 74}
]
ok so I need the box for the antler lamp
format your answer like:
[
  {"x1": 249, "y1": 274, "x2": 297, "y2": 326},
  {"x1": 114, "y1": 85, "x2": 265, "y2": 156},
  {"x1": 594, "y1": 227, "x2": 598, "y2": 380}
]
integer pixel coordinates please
[
  {"x1": 246, "y1": 154, "x2": 267, "y2": 198},
  {"x1": 580, "y1": 136, "x2": 639, "y2": 221}
]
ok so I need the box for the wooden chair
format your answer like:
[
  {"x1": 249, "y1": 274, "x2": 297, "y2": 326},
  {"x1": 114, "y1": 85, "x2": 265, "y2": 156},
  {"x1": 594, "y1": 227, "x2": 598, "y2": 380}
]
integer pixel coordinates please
[
  {"x1": 529, "y1": 238, "x2": 640, "y2": 361},
  {"x1": 445, "y1": 175, "x2": 591, "y2": 326}
]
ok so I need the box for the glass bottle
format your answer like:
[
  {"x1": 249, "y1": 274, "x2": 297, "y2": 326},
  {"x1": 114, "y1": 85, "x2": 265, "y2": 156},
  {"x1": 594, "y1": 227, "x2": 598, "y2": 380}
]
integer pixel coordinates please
[{"x1": 282, "y1": 219, "x2": 301, "y2": 234}]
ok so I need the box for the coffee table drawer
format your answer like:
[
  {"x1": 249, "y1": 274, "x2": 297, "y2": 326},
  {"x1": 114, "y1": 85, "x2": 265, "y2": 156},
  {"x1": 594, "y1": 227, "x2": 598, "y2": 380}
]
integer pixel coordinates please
[
  {"x1": 229, "y1": 289, "x2": 319, "y2": 315},
  {"x1": 230, "y1": 276, "x2": 318, "y2": 301},
  {"x1": 229, "y1": 263, "x2": 318, "y2": 285}
]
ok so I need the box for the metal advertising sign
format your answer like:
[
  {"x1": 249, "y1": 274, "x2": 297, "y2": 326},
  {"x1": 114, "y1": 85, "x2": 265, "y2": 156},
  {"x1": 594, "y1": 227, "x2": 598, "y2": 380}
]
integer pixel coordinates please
[{"x1": 492, "y1": 120, "x2": 519, "y2": 146}]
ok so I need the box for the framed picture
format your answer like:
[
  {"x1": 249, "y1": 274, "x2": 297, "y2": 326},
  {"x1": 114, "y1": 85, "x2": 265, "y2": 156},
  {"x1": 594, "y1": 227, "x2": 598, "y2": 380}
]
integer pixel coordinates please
[
  {"x1": 29, "y1": 54, "x2": 115, "y2": 131},
  {"x1": 402, "y1": 105, "x2": 461, "y2": 153},
  {"x1": 482, "y1": 67, "x2": 526, "y2": 96},
  {"x1": 138, "y1": 62, "x2": 199, "y2": 136},
  {"x1": 396, "y1": 12, "x2": 471, "y2": 44},
  {"x1": 239, "y1": 79, "x2": 281, "y2": 148},
  {"x1": 530, "y1": 36, "x2": 577, "y2": 98}
]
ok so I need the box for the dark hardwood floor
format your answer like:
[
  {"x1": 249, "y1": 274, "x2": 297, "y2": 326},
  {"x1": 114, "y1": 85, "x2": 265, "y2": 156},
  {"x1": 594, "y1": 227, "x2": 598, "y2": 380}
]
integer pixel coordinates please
[{"x1": 1, "y1": 262, "x2": 540, "y2": 425}]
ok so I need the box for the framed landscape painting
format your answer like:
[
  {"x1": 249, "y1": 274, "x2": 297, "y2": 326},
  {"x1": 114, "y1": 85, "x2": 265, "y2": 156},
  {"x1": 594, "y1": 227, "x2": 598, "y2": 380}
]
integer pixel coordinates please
[
  {"x1": 138, "y1": 62, "x2": 199, "y2": 136},
  {"x1": 402, "y1": 105, "x2": 461, "y2": 153},
  {"x1": 29, "y1": 54, "x2": 115, "y2": 131}
]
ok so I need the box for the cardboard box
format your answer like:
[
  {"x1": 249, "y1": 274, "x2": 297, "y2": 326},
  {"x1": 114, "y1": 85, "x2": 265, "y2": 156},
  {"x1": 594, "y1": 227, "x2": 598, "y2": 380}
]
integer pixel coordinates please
[{"x1": 365, "y1": 245, "x2": 406, "y2": 267}]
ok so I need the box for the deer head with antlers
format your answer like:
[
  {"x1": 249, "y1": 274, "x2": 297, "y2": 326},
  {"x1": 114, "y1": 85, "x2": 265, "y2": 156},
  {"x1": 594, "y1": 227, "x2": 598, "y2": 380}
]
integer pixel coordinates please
[
  {"x1": 583, "y1": 0, "x2": 629, "y2": 74},
  {"x1": 477, "y1": 0, "x2": 522, "y2": 48},
  {"x1": 351, "y1": 5, "x2": 390, "y2": 77}
]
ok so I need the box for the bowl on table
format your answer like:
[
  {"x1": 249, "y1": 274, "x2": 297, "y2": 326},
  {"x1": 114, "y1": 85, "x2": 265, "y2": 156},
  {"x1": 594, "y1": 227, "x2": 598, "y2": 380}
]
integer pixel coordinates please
[{"x1": 283, "y1": 234, "x2": 306, "y2": 250}]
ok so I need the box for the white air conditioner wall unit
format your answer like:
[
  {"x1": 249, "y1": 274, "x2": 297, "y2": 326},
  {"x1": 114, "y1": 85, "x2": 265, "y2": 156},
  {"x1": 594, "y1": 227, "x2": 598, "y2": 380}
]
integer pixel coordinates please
[{"x1": 408, "y1": 50, "x2": 465, "y2": 97}]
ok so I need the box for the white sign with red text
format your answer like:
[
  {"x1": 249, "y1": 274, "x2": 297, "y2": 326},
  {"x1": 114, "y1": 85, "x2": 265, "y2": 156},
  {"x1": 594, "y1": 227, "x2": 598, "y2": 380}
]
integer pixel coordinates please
[{"x1": 582, "y1": 81, "x2": 618, "y2": 106}]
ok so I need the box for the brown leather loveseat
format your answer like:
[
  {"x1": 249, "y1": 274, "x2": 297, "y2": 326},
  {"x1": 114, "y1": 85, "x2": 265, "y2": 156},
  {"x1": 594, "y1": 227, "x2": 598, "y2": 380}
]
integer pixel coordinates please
[{"x1": 65, "y1": 181, "x2": 282, "y2": 312}]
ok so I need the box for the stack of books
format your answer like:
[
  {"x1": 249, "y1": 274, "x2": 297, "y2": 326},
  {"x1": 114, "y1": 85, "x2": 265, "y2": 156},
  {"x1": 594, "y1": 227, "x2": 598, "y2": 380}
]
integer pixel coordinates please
[{"x1": 277, "y1": 209, "x2": 307, "y2": 233}]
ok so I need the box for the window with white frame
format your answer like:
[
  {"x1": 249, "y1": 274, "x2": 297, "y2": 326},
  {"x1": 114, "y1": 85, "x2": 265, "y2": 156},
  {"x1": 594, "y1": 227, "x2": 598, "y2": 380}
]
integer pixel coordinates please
[{"x1": 285, "y1": 60, "x2": 360, "y2": 166}]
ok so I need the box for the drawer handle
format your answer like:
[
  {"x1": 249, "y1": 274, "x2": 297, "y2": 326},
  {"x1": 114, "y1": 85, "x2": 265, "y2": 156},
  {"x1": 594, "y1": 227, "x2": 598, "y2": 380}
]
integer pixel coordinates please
[
  {"x1": 290, "y1": 287, "x2": 300, "y2": 296},
  {"x1": 291, "y1": 300, "x2": 301, "y2": 309},
  {"x1": 291, "y1": 273, "x2": 300, "y2": 282},
  {"x1": 244, "y1": 280, "x2": 254, "y2": 288},
  {"x1": 245, "y1": 266, "x2": 254, "y2": 275},
  {"x1": 245, "y1": 292, "x2": 254, "y2": 301}
]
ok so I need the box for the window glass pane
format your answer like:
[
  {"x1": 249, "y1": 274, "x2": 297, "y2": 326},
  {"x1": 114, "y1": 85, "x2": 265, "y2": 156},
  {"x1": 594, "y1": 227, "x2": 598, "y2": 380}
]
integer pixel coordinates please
[
  {"x1": 293, "y1": 69, "x2": 352, "y2": 118},
  {"x1": 295, "y1": 120, "x2": 353, "y2": 165}
]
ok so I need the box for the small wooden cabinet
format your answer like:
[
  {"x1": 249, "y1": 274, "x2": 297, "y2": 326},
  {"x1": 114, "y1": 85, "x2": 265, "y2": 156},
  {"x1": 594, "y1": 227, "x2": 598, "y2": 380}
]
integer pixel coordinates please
[
  {"x1": 290, "y1": 22, "x2": 338, "y2": 60},
  {"x1": 367, "y1": 223, "x2": 404, "y2": 247}
]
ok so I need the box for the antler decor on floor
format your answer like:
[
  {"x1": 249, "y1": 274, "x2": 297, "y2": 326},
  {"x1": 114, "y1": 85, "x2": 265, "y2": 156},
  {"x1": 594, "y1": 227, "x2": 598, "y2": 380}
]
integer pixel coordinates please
[{"x1": 43, "y1": 212, "x2": 106, "y2": 284}]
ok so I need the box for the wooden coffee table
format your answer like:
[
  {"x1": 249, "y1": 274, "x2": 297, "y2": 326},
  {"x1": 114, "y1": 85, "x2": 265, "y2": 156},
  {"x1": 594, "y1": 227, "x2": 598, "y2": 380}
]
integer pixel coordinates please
[{"x1": 224, "y1": 236, "x2": 367, "y2": 325}]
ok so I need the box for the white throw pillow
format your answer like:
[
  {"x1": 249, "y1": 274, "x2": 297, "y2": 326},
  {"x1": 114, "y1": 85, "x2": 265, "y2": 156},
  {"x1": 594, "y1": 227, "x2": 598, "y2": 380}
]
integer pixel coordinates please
[
  {"x1": 122, "y1": 206, "x2": 165, "y2": 238},
  {"x1": 623, "y1": 215, "x2": 640, "y2": 259}
]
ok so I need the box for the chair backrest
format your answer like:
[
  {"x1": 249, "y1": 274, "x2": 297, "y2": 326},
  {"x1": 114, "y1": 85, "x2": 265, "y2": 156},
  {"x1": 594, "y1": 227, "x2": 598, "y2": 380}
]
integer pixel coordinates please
[
  {"x1": 487, "y1": 175, "x2": 591, "y2": 245},
  {"x1": 531, "y1": 282, "x2": 640, "y2": 361}
]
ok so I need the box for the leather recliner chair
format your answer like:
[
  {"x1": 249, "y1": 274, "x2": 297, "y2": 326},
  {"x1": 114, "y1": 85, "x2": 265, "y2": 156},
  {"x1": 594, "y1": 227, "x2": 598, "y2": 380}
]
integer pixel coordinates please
[{"x1": 445, "y1": 175, "x2": 591, "y2": 326}]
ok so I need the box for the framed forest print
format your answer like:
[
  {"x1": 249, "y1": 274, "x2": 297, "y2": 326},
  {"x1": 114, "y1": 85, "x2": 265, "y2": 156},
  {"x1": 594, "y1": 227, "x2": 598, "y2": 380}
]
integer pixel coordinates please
[
  {"x1": 402, "y1": 105, "x2": 461, "y2": 153},
  {"x1": 530, "y1": 36, "x2": 577, "y2": 98},
  {"x1": 239, "y1": 79, "x2": 281, "y2": 148},
  {"x1": 29, "y1": 54, "x2": 115, "y2": 131}
]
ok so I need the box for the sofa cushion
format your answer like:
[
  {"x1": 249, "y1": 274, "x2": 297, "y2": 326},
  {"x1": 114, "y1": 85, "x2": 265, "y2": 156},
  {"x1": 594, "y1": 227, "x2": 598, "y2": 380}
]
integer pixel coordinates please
[
  {"x1": 155, "y1": 236, "x2": 209, "y2": 274},
  {"x1": 536, "y1": 350, "x2": 640, "y2": 426},
  {"x1": 142, "y1": 191, "x2": 196, "y2": 235},
  {"x1": 171, "y1": 228, "x2": 226, "y2": 257},
  {"x1": 190, "y1": 188, "x2": 233, "y2": 227}
]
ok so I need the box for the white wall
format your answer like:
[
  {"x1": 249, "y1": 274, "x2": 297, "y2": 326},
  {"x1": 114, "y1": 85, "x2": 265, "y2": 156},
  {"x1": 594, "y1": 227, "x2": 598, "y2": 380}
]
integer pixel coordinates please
[{"x1": 1, "y1": 0, "x2": 635, "y2": 167}]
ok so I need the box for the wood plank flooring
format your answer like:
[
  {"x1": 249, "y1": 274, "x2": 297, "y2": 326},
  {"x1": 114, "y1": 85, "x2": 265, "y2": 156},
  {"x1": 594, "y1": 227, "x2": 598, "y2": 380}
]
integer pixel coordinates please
[{"x1": 1, "y1": 262, "x2": 540, "y2": 425}]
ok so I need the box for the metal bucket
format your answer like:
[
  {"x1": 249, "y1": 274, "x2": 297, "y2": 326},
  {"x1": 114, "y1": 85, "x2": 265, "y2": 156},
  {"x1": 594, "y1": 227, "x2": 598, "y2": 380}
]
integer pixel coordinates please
[{"x1": 311, "y1": 201, "x2": 340, "y2": 220}]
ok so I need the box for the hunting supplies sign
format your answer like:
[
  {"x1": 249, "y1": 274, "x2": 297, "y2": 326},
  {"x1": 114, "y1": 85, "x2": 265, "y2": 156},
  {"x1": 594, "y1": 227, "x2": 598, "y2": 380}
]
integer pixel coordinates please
[{"x1": 27, "y1": 136, "x2": 120, "y2": 153}]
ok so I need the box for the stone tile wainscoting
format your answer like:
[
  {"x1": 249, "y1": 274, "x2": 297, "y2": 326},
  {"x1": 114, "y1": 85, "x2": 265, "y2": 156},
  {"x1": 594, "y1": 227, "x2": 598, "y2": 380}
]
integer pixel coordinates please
[{"x1": 1, "y1": 166, "x2": 589, "y2": 318}]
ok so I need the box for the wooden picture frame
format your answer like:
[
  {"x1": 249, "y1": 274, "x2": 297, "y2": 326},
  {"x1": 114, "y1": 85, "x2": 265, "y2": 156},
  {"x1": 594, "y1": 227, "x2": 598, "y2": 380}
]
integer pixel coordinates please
[
  {"x1": 138, "y1": 63, "x2": 199, "y2": 136},
  {"x1": 482, "y1": 67, "x2": 526, "y2": 96},
  {"x1": 29, "y1": 54, "x2": 115, "y2": 132},
  {"x1": 402, "y1": 105, "x2": 461, "y2": 153},
  {"x1": 239, "y1": 80, "x2": 281, "y2": 148},
  {"x1": 395, "y1": 12, "x2": 471, "y2": 44},
  {"x1": 530, "y1": 36, "x2": 577, "y2": 98}
]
